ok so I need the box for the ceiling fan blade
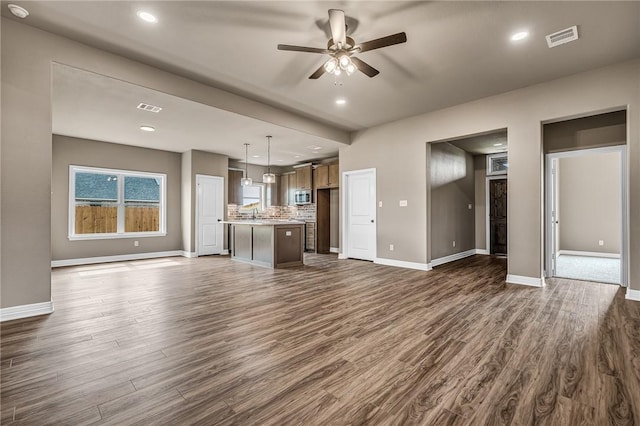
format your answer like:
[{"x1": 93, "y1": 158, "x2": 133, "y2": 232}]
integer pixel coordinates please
[
  {"x1": 309, "y1": 64, "x2": 326, "y2": 80},
  {"x1": 356, "y1": 32, "x2": 407, "y2": 53},
  {"x1": 328, "y1": 9, "x2": 347, "y2": 47},
  {"x1": 277, "y1": 44, "x2": 330, "y2": 54},
  {"x1": 351, "y1": 57, "x2": 380, "y2": 78}
]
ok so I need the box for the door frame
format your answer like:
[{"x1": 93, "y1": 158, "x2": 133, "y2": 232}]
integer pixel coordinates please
[
  {"x1": 486, "y1": 175, "x2": 507, "y2": 255},
  {"x1": 195, "y1": 174, "x2": 224, "y2": 257},
  {"x1": 341, "y1": 168, "x2": 377, "y2": 260},
  {"x1": 544, "y1": 145, "x2": 628, "y2": 286}
]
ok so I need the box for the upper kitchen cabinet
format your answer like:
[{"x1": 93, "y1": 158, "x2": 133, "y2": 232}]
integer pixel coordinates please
[
  {"x1": 228, "y1": 169, "x2": 244, "y2": 205},
  {"x1": 314, "y1": 161, "x2": 339, "y2": 189},
  {"x1": 295, "y1": 164, "x2": 312, "y2": 190}
]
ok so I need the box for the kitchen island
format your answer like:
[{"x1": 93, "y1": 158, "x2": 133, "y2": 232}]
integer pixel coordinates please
[{"x1": 225, "y1": 221, "x2": 304, "y2": 268}]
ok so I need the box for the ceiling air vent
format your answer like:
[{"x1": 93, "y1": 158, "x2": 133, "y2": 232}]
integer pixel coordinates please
[
  {"x1": 546, "y1": 26, "x2": 579, "y2": 48},
  {"x1": 137, "y1": 103, "x2": 162, "y2": 113}
]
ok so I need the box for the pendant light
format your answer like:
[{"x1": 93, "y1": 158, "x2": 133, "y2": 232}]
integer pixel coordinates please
[
  {"x1": 262, "y1": 135, "x2": 276, "y2": 184},
  {"x1": 241, "y1": 143, "x2": 252, "y2": 186}
]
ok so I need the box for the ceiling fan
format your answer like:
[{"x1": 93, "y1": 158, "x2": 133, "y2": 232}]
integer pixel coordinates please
[{"x1": 277, "y1": 9, "x2": 407, "y2": 79}]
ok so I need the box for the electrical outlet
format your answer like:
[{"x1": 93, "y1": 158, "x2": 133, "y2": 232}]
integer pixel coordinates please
[
  {"x1": 599, "y1": 240, "x2": 604, "y2": 246},
  {"x1": 453, "y1": 240, "x2": 456, "y2": 248},
  {"x1": 389, "y1": 244, "x2": 394, "y2": 251},
  {"x1": 134, "y1": 240, "x2": 139, "y2": 247},
  {"x1": 379, "y1": 201, "x2": 383, "y2": 207},
  {"x1": 468, "y1": 204, "x2": 472, "y2": 210}
]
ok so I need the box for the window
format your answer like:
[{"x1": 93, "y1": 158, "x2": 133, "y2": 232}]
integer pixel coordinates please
[
  {"x1": 487, "y1": 153, "x2": 508, "y2": 175},
  {"x1": 69, "y1": 166, "x2": 166, "y2": 239},
  {"x1": 239, "y1": 184, "x2": 265, "y2": 212}
]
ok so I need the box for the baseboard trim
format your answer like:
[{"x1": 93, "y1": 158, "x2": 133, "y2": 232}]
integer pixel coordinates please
[
  {"x1": 625, "y1": 289, "x2": 640, "y2": 302},
  {"x1": 557, "y1": 250, "x2": 620, "y2": 259},
  {"x1": 374, "y1": 257, "x2": 431, "y2": 271},
  {"x1": 182, "y1": 251, "x2": 197, "y2": 258},
  {"x1": 475, "y1": 249, "x2": 490, "y2": 255},
  {"x1": 506, "y1": 274, "x2": 544, "y2": 287},
  {"x1": 338, "y1": 253, "x2": 348, "y2": 260},
  {"x1": 52, "y1": 251, "x2": 183, "y2": 268},
  {"x1": 330, "y1": 247, "x2": 339, "y2": 254},
  {"x1": 431, "y1": 249, "x2": 476, "y2": 267},
  {"x1": 221, "y1": 249, "x2": 230, "y2": 255},
  {"x1": 0, "y1": 301, "x2": 54, "y2": 322}
]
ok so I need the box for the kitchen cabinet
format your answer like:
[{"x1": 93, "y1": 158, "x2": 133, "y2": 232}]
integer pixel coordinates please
[
  {"x1": 288, "y1": 173, "x2": 297, "y2": 205},
  {"x1": 295, "y1": 165, "x2": 312, "y2": 190},
  {"x1": 314, "y1": 162, "x2": 339, "y2": 189},
  {"x1": 328, "y1": 162, "x2": 339, "y2": 187},
  {"x1": 278, "y1": 174, "x2": 288, "y2": 206},
  {"x1": 228, "y1": 169, "x2": 244, "y2": 205}
]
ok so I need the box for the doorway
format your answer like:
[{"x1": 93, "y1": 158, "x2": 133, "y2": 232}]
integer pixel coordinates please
[
  {"x1": 196, "y1": 174, "x2": 224, "y2": 256},
  {"x1": 545, "y1": 146, "x2": 626, "y2": 285},
  {"x1": 488, "y1": 178, "x2": 507, "y2": 255},
  {"x1": 342, "y1": 168, "x2": 377, "y2": 261}
]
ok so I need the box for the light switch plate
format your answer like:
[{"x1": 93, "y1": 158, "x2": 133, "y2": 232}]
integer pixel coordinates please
[
  {"x1": 379, "y1": 201, "x2": 383, "y2": 207},
  {"x1": 399, "y1": 200, "x2": 408, "y2": 207}
]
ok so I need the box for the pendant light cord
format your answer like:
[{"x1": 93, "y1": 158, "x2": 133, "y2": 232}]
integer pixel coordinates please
[{"x1": 267, "y1": 136, "x2": 272, "y2": 174}]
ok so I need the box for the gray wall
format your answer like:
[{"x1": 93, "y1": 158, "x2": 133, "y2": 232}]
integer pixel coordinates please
[
  {"x1": 340, "y1": 59, "x2": 639, "y2": 286},
  {"x1": 52, "y1": 135, "x2": 182, "y2": 260},
  {"x1": 0, "y1": 18, "x2": 347, "y2": 309},
  {"x1": 182, "y1": 150, "x2": 229, "y2": 254},
  {"x1": 430, "y1": 143, "x2": 475, "y2": 259},
  {"x1": 558, "y1": 151, "x2": 621, "y2": 254},
  {"x1": 474, "y1": 155, "x2": 488, "y2": 251},
  {"x1": 545, "y1": 110, "x2": 626, "y2": 153}
]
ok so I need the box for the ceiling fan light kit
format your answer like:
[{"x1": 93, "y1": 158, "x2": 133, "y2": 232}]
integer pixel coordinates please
[{"x1": 277, "y1": 9, "x2": 406, "y2": 80}]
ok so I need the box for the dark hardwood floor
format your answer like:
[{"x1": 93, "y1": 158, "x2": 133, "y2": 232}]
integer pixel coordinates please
[{"x1": 1, "y1": 254, "x2": 639, "y2": 425}]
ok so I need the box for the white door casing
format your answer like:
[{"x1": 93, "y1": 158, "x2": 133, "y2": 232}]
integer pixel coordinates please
[
  {"x1": 196, "y1": 175, "x2": 224, "y2": 256},
  {"x1": 342, "y1": 169, "x2": 377, "y2": 261}
]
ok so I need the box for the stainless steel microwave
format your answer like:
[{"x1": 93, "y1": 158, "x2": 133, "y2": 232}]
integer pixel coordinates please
[{"x1": 294, "y1": 189, "x2": 312, "y2": 205}]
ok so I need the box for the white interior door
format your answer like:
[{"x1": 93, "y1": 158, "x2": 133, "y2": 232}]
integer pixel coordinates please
[
  {"x1": 344, "y1": 169, "x2": 376, "y2": 261},
  {"x1": 196, "y1": 175, "x2": 224, "y2": 256}
]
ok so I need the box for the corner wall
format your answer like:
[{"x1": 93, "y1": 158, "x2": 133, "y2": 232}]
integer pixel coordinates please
[
  {"x1": 52, "y1": 135, "x2": 182, "y2": 260},
  {"x1": 341, "y1": 59, "x2": 640, "y2": 286}
]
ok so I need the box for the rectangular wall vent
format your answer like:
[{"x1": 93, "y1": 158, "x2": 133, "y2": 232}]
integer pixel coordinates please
[
  {"x1": 137, "y1": 103, "x2": 162, "y2": 113},
  {"x1": 546, "y1": 26, "x2": 579, "y2": 48}
]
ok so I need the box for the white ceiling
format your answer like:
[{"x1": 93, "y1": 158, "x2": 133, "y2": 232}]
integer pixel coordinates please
[
  {"x1": 3, "y1": 1, "x2": 640, "y2": 159},
  {"x1": 52, "y1": 64, "x2": 344, "y2": 165}
]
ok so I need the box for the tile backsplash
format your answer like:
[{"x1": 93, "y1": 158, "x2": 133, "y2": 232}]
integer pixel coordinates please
[{"x1": 227, "y1": 204, "x2": 316, "y2": 221}]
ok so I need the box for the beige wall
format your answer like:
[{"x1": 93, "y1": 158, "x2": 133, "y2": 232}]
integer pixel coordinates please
[
  {"x1": 341, "y1": 59, "x2": 639, "y2": 285},
  {"x1": 0, "y1": 18, "x2": 347, "y2": 309},
  {"x1": 182, "y1": 150, "x2": 229, "y2": 254},
  {"x1": 558, "y1": 151, "x2": 621, "y2": 254},
  {"x1": 430, "y1": 143, "x2": 475, "y2": 259},
  {"x1": 474, "y1": 156, "x2": 488, "y2": 251},
  {"x1": 52, "y1": 135, "x2": 182, "y2": 260},
  {"x1": 544, "y1": 110, "x2": 626, "y2": 153}
]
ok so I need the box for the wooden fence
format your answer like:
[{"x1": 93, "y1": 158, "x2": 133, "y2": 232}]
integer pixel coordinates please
[{"x1": 75, "y1": 205, "x2": 159, "y2": 234}]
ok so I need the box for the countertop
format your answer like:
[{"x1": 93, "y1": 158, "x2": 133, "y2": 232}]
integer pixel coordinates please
[{"x1": 222, "y1": 220, "x2": 306, "y2": 226}]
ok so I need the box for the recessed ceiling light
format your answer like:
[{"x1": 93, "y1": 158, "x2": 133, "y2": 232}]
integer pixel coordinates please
[
  {"x1": 335, "y1": 99, "x2": 347, "y2": 105},
  {"x1": 307, "y1": 145, "x2": 322, "y2": 150},
  {"x1": 137, "y1": 10, "x2": 157, "y2": 23},
  {"x1": 493, "y1": 143, "x2": 503, "y2": 146},
  {"x1": 7, "y1": 4, "x2": 29, "y2": 19},
  {"x1": 277, "y1": 159, "x2": 284, "y2": 162},
  {"x1": 252, "y1": 155, "x2": 260, "y2": 158},
  {"x1": 140, "y1": 125, "x2": 155, "y2": 132},
  {"x1": 294, "y1": 155, "x2": 301, "y2": 158},
  {"x1": 511, "y1": 31, "x2": 529, "y2": 41}
]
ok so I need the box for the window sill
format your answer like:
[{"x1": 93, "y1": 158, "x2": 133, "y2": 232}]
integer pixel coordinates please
[{"x1": 68, "y1": 232, "x2": 167, "y2": 241}]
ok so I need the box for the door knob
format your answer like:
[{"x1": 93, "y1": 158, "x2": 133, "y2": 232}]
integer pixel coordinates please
[
  {"x1": 371, "y1": 219, "x2": 374, "y2": 223},
  {"x1": 217, "y1": 219, "x2": 222, "y2": 222}
]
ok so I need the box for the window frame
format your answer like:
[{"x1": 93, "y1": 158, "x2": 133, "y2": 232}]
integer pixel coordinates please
[
  {"x1": 487, "y1": 153, "x2": 508, "y2": 176},
  {"x1": 68, "y1": 165, "x2": 167, "y2": 240}
]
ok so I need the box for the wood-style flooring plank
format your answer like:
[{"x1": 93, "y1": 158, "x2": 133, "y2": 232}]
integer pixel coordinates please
[{"x1": 1, "y1": 254, "x2": 639, "y2": 424}]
